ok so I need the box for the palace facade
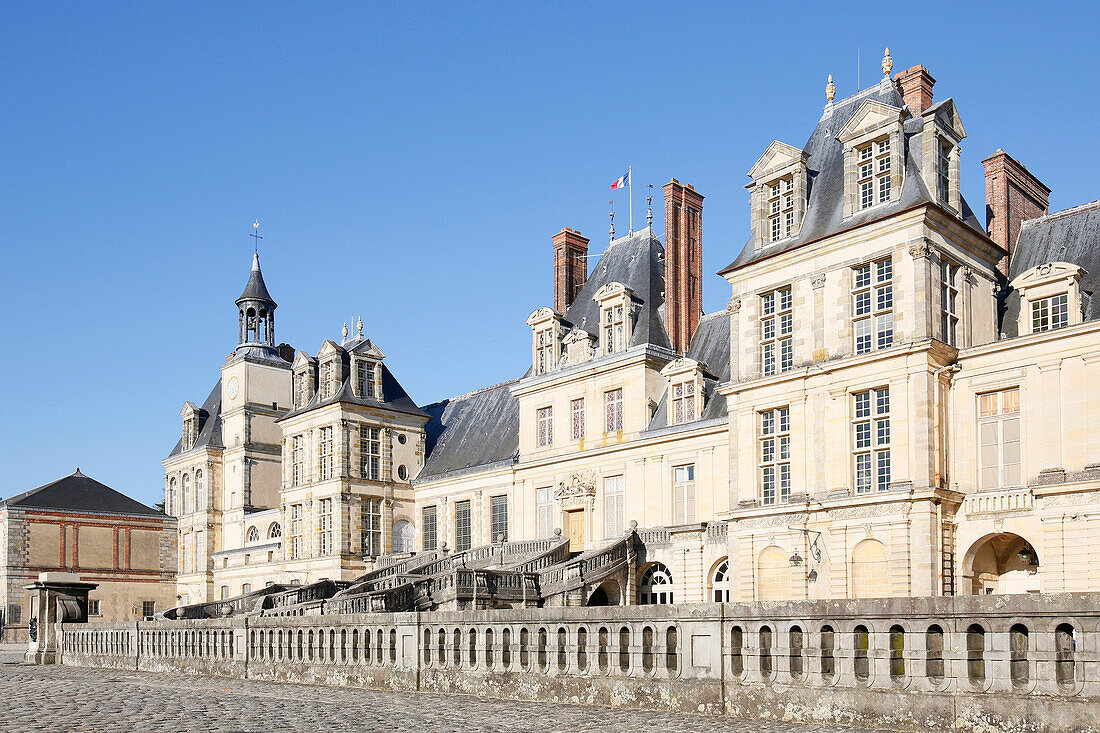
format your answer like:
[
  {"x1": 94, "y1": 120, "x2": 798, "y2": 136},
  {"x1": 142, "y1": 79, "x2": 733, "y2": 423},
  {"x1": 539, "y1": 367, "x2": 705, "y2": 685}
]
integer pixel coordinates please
[{"x1": 164, "y1": 53, "x2": 1100, "y2": 609}]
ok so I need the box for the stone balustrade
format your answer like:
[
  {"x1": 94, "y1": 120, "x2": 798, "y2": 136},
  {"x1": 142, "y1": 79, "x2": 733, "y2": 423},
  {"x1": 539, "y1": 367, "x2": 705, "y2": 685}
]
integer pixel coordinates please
[
  {"x1": 963, "y1": 488, "x2": 1034, "y2": 515},
  {"x1": 59, "y1": 593, "x2": 1100, "y2": 732}
]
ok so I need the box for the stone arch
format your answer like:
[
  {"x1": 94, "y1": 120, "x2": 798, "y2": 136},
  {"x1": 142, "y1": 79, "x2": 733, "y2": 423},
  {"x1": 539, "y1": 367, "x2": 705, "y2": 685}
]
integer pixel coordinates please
[
  {"x1": 587, "y1": 579, "x2": 622, "y2": 606},
  {"x1": 851, "y1": 538, "x2": 889, "y2": 598},
  {"x1": 392, "y1": 520, "x2": 414, "y2": 553},
  {"x1": 710, "y1": 556, "x2": 731, "y2": 602},
  {"x1": 757, "y1": 546, "x2": 790, "y2": 601},
  {"x1": 246, "y1": 526, "x2": 260, "y2": 543},
  {"x1": 960, "y1": 532, "x2": 1040, "y2": 595},
  {"x1": 268, "y1": 522, "x2": 282, "y2": 539},
  {"x1": 638, "y1": 562, "x2": 674, "y2": 604}
]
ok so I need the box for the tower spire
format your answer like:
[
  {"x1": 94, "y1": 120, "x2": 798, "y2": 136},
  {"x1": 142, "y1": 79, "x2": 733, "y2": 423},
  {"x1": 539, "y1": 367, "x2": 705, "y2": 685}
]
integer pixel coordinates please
[
  {"x1": 235, "y1": 225, "x2": 278, "y2": 357},
  {"x1": 646, "y1": 185, "x2": 653, "y2": 228}
]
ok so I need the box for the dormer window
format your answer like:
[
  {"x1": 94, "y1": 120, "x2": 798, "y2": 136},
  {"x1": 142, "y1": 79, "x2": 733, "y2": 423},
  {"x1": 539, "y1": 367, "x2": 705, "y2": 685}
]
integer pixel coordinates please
[
  {"x1": 857, "y1": 138, "x2": 892, "y2": 210},
  {"x1": 1032, "y1": 294, "x2": 1069, "y2": 333},
  {"x1": 661, "y1": 358, "x2": 706, "y2": 426},
  {"x1": 180, "y1": 403, "x2": 201, "y2": 451},
  {"x1": 526, "y1": 307, "x2": 563, "y2": 375},
  {"x1": 1010, "y1": 262, "x2": 1084, "y2": 336},
  {"x1": 937, "y1": 140, "x2": 951, "y2": 202},
  {"x1": 747, "y1": 141, "x2": 808, "y2": 250},
  {"x1": 593, "y1": 283, "x2": 634, "y2": 356},
  {"x1": 768, "y1": 177, "x2": 797, "y2": 242},
  {"x1": 355, "y1": 359, "x2": 379, "y2": 399},
  {"x1": 320, "y1": 359, "x2": 338, "y2": 399}
]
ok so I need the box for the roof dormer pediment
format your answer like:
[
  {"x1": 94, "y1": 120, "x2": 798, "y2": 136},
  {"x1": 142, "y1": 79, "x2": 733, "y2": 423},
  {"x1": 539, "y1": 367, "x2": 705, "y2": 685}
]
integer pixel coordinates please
[
  {"x1": 317, "y1": 340, "x2": 342, "y2": 361},
  {"x1": 747, "y1": 141, "x2": 808, "y2": 181},
  {"x1": 348, "y1": 338, "x2": 385, "y2": 360},
  {"x1": 594, "y1": 281, "x2": 633, "y2": 303},
  {"x1": 526, "y1": 306, "x2": 560, "y2": 327},
  {"x1": 291, "y1": 351, "x2": 316, "y2": 369},
  {"x1": 923, "y1": 97, "x2": 966, "y2": 141},
  {"x1": 562, "y1": 327, "x2": 594, "y2": 345},
  {"x1": 1009, "y1": 261, "x2": 1084, "y2": 290},
  {"x1": 836, "y1": 99, "x2": 906, "y2": 143},
  {"x1": 179, "y1": 401, "x2": 199, "y2": 418},
  {"x1": 660, "y1": 357, "x2": 703, "y2": 379}
]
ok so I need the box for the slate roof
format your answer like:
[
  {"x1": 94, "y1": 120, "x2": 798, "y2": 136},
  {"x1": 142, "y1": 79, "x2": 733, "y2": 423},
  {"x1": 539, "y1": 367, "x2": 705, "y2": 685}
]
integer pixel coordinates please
[
  {"x1": 166, "y1": 380, "x2": 223, "y2": 458},
  {"x1": 1000, "y1": 199, "x2": 1100, "y2": 336},
  {"x1": 280, "y1": 362, "x2": 429, "y2": 421},
  {"x1": 237, "y1": 253, "x2": 276, "y2": 305},
  {"x1": 721, "y1": 77, "x2": 984, "y2": 275},
  {"x1": 561, "y1": 226, "x2": 672, "y2": 350},
  {"x1": 1, "y1": 470, "x2": 163, "y2": 516},
  {"x1": 417, "y1": 380, "x2": 521, "y2": 481},
  {"x1": 645, "y1": 310, "x2": 731, "y2": 432}
]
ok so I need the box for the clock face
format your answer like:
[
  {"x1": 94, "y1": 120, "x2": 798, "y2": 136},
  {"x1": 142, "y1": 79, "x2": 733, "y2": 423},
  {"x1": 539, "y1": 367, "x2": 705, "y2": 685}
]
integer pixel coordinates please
[{"x1": 227, "y1": 376, "x2": 240, "y2": 400}]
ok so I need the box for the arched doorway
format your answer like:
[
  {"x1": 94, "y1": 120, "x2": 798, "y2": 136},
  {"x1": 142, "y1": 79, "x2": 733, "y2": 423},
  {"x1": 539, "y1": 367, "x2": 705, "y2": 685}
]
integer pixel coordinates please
[
  {"x1": 638, "y1": 563, "x2": 674, "y2": 604},
  {"x1": 710, "y1": 557, "x2": 731, "y2": 602},
  {"x1": 392, "y1": 520, "x2": 414, "y2": 553},
  {"x1": 587, "y1": 579, "x2": 621, "y2": 606},
  {"x1": 963, "y1": 533, "x2": 1040, "y2": 595}
]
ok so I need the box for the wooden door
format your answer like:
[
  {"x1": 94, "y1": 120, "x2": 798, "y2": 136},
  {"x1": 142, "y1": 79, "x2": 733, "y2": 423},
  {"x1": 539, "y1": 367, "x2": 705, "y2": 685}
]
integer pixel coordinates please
[{"x1": 565, "y1": 509, "x2": 586, "y2": 552}]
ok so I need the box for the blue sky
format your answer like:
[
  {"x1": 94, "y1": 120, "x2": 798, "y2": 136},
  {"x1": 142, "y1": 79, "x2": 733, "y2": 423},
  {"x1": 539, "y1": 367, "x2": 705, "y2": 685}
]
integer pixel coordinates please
[{"x1": 1, "y1": 1, "x2": 1096, "y2": 506}]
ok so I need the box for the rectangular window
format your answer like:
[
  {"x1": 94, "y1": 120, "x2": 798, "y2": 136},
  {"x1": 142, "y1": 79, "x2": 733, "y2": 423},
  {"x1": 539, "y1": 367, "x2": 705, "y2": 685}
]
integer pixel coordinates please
[
  {"x1": 1031, "y1": 294, "x2": 1069, "y2": 333},
  {"x1": 979, "y1": 388, "x2": 1022, "y2": 489},
  {"x1": 672, "y1": 380, "x2": 697, "y2": 424},
  {"x1": 938, "y1": 140, "x2": 952, "y2": 203},
  {"x1": 422, "y1": 506, "x2": 438, "y2": 551},
  {"x1": 604, "y1": 388, "x2": 623, "y2": 432},
  {"x1": 318, "y1": 498, "x2": 333, "y2": 555},
  {"x1": 853, "y1": 258, "x2": 893, "y2": 354},
  {"x1": 604, "y1": 304, "x2": 627, "y2": 354},
  {"x1": 759, "y1": 407, "x2": 791, "y2": 504},
  {"x1": 761, "y1": 286, "x2": 793, "y2": 375},
  {"x1": 672, "y1": 464, "x2": 696, "y2": 523},
  {"x1": 289, "y1": 504, "x2": 303, "y2": 559},
  {"x1": 490, "y1": 495, "x2": 508, "y2": 543},
  {"x1": 319, "y1": 426, "x2": 334, "y2": 481},
  {"x1": 536, "y1": 487, "x2": 555, "y2": 538},
  {"x1": 356, "y1": 360, "x2": 376, "y2": 399},
  {"x1": 853, "y1": 387, "x2": 891, "y2": 493},
  {"x1": 183, "y1": 533, "x2": 194, "y2": 573},
  {"x1": 857, "y1": 139, "x2": 891, "y2": 210},
  {"x1": 767, "y1": 175, "x2": 795, "y2": 242},
  {"x1": 571, "y1": 398, "x2": 585, "y2": 441},
  {"x1": 360, "y1": 426, "x2": 380, "y2": 480},
  {"x1": 88, "y1": 599, "x2": 101, "y2": 616},
  {"x1": 142, "y1": 600, "x2": 156, "y2": 618},
  {"x1": 536, "y1": 406, "x2": 553, "y2": 447},
  {"x1": 536, "y1": 329, "x2": 554, "y2": 375},
  {"x1": 941, "y1": 259, "x2": 959, "y2": 346},
  {"x1": 454, "y1": 499, "x2": 472, "y2": 551},
  {"x1": 292, "y1": 435, "x2": 304, "y2": 486},
  {"x1": 361, "y1": 498, "x2": 381, "y2": 556},
  {"x1": 603, "y1": 475, "x2": 624, "y2": 538}
]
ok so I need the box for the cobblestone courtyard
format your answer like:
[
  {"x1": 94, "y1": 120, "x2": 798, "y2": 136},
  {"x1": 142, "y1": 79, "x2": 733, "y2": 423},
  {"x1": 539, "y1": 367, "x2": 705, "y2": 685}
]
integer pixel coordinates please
[{"x1": 0, "y1": 648, "x2": 888, "y2": 733}]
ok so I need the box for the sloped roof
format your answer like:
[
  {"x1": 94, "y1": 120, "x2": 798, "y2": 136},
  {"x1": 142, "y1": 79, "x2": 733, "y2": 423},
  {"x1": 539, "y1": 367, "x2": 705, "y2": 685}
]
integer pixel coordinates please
[
  {"x1": 166, "y1": 380, "x2": 223, "y2": 458},
  {"x1": 1, "y1": 470, "x2": 163, "y2": 516},
  {"x1": 722, "y1": 78, "x2": 984, "y2": 274},
  {"x1": 281, "y1": 362, "x2": 429, "y2": 421},
  {"x1": 646, "y1": 310, "x2": 730, "y2": 431},
  {"x1": 237, "y1": 253, "x2": 276, "y2": 305},
  {"x1": 562, "y1": 226, "x2": 671, "y2": 351},
  {"x1": 417, "y1": 380, "x2": 520, "y2": 481},
  {"x1": 1001, "y1": 199, "x2": 1100, "y2": 336}
]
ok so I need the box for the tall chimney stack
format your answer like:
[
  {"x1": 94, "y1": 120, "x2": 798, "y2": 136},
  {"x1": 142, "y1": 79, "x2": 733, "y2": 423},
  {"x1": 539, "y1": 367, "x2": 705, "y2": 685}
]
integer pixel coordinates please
[
  {"x1": 894, "y1": 65, "x2": 936, "y2": 115},
  {"x1": 982, "y1": 150, "x2": 1051, "y2": 274},
  {"x1": 552, "y1": 228, "x2": 589, "y2": 314},
  {"x1": 663, "y1": 179, "x2": 704, "y2": 354}
]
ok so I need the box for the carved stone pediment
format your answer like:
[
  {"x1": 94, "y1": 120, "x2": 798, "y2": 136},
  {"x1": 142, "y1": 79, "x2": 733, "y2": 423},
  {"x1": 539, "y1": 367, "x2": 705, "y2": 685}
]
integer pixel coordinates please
[
  {"x1": 562, "y1": 328, "x2": 595, "y2": 366},
  {"x1": 555, "y1": 469, "x2": 597, "y2": 500}
]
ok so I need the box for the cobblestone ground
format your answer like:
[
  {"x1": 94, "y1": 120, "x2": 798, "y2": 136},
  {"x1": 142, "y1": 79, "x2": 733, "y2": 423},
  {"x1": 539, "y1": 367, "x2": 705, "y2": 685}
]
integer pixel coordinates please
[{"x1": 0, "y1": 648, "x2": 888, "y2": 733}]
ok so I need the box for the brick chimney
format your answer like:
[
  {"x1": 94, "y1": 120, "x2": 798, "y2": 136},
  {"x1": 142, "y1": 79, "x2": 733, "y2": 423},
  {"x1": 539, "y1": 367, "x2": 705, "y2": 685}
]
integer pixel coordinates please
[
  {"x1": 894, "y1": 65, "x2": 936, "y2": 115},
  {"x1": 663, "y1": 179, "x2": 704, "y2": 354},
  {"x1": 552, "y1": 228, "x2": 589, "y2": 314},
  {"x1": 982, "y1": 150, "x2": 1051, "y2": 274}
]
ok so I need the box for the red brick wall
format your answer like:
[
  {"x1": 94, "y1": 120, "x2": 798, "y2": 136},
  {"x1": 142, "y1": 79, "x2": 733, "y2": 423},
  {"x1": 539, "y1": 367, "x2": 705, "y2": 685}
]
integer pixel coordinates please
[
  {"x1": 894, "y1": 65, "x2": 935, "y2": 115},
  {"x1": 982, "y1": 151, "x2": 1051, "y2": 275},
  {"x1": 552, "y1": 228, "x2": 589, "y2": 314},
  {"x1": 663, "y1": 179, "x2": 704, "y2": 353}
]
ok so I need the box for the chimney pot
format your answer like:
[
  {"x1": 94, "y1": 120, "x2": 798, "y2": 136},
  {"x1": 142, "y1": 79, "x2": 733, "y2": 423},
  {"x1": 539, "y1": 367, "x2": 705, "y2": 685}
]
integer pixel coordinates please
[
  {"x1": 894, "y1": 64, "x2": 936, "y2": 115},
  {"x1": 552, "y1": 228, "x2": 590, "y2": 313}
]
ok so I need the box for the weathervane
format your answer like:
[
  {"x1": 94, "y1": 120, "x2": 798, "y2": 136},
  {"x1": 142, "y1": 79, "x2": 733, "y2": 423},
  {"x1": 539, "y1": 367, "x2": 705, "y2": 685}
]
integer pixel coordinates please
[
  {"x1": 646, "y1": 185, "x2": 653, "y2": 228},
  {"x1": 251, "y1": 220, "x2": 263, "y2": 254},
  {"x1": 609, "y1": 201, "x2": 615, "y2": 242}
]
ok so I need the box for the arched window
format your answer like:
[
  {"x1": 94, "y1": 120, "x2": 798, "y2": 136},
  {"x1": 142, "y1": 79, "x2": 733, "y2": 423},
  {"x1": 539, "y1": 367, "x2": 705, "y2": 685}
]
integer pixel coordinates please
[
  {"x1": 1009, "y1": 623, "x2": 1029, "y2": 687},
  {"x1": 712, "y1": 558, "x2": 731, "y2": 602},
  {"x1": 182, "y1": 474, "x2": 192, "y2": 515},
  {"x1": 1056, "y1": 623, "x2": 1076, "y2": 688},
  {"x1": 639, "y1": 563, "x2": 674, "y2": 604},
  {"x1": 967, "y1": 624, "x2": 986, "y2": 685},
  {"x1": 195, "y1": 470, "x2": 204, "y2": 511},
  {"x1": 853, "y1": 625, "x2": 870, "y2": 682},
  {"x1": 889, "y1": 625, "x2": 905, "y2": 681},
  {"x1": 268, "y1": 523, "x2": 282, "y2": 539},
  {"x1": 242, "y1": 583, "x2": 252, "y2": 594},
  {"x1": 247, "y1": 527, "x2": 260, "y2": 543},
  {"x1": 757, "y1": 546, "x2": 790, "y2": 601},
  {"x1": 392, "y1": 520, "x2": 414, "y2": 553},
  {"x1": 167, "y1": 478, "x2": 177, "y2": 516},
  {"x1": 851, "y1": 538, "x2": 889, "y2": 598}
]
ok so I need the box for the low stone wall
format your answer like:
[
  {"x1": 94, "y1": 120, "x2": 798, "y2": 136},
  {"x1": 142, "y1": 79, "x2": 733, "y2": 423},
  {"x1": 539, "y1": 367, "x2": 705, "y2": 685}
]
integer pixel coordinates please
[{"x1": 60, "y1": 593, "x2": 1100, "y2": 732}]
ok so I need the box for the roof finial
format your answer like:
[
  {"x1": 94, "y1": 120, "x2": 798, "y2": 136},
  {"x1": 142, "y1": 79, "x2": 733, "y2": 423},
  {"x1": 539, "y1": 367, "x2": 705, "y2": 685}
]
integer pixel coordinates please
[
  {"x1": 826, "y1": 74, "x2": 836, "y2": 102},
  {"x1": 342, "y1": 321, "x2": 349, "y2": 340},
  {"x1": 609, "y1": 200, "x2": 616, "y2": 242},
  {"x1": 882, "y1": 47, "x2": 893, "y2": 78},
  {"x1": 356, "y1": 315, "x2": 363, "y2": 336},
  {"x1": 646, "y1": 185, "x2": 653, "y2": 228},
  {"x1": 251, "y1": 220, "x2": 262, "y2": 255}
]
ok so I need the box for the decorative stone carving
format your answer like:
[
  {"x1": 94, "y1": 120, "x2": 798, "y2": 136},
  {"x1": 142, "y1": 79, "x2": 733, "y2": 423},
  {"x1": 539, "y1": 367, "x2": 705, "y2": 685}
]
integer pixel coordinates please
[
  {"x1": 555, "y1": 469, "x2": 597, "y2": 500},
  {"x1": 908, "y1": 238, "x2": 934, "y2": 259},
  {"x1": 728, "y1": 297, "x2": 741, "y2": 313},
  {"x1": 562, "y1": 328, "x2": 595, "y2": 366},
  {"x1": 810, "y1": 274, "x2": 826, "y2": 290}
]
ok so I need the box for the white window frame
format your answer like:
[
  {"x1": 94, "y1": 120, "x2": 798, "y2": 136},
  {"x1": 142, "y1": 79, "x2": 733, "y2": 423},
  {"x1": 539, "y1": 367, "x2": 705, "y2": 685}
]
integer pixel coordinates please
[
  {"x1": 853, "y1": 387, "x2": 891, "y2": 493},
  {"x1": 979, "y1": 387, "x2": 1022, "y2": 490},
  {"x1": 490, "y1": 495, "x2": 508, "y2": 543},
  {"x1": 604, "y1": 388, "x2": 623, "y2": 432},
  {"x1": 289, "y1": 504, "x2": 303, "y2": 560},
  {"x1": 603, "y1": 303, "x2": 627, "y2": 354},
  {"x1": 454, "y1": 499, "x2": 472, "y2": 551},
  {"x1": 422, "y1": 505, "x2": 438, "y2": 551},
  {"x1": 603, "y1": 475, "x2": 624, "y2": 539},
  {"x1": 318, "y1": 498, "x2": 333, "y2": 555},
  {"x1": 1031, "y1": 293, "x2": 1069, "y2": 333},
  {"x1": 759, "y1": 407, "x2": 791, "y2": 505},
  {"x1": 292, "y1": 435, "x2": 304, "y2": 486},
  {"x1": 536, "y1": 487, "x2": 555, "y2": 538},
  {"x1": 319, "y1": 426, "x2": 334, "y2": 481},
  {"x1": 853, "y1": 258, "x2": 893, "y2": 354},
  {"x1": 672, "y1": 464, "x2": 696, "y2": 524},
  {"x1": 767, "y1": 176, "x2": 796, "y2": 242},
  {"x1": 761, "y1": 286, "x2": 793, "y2": 375},
  {"x1": 362, "y1": 498, "x2": 381, "y2": 556},
  {"x1": 536, "y1": 328, "x2": 555, "y2": 375},
  {"x1": 360, "y1": 426, "x2": 380, "y2": 480},
  {"x1": 857, "y1": 138, "x2": 891, "y2": 210},
  {"x1": 536, "y1": 406, "x2": 553, "y2": 447},
  {"x1": 571, "y1": 398, "x2": 585, "y2": 441},
  {"x1": 941, "y1": 259, "x2": 959, "y2": 346}
]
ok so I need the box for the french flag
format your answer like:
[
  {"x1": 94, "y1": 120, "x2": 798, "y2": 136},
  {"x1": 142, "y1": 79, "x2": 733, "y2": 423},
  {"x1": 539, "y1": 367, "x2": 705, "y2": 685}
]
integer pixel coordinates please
[{"x1": 610, "y1": 171, "x2": 629, "y2": 190}]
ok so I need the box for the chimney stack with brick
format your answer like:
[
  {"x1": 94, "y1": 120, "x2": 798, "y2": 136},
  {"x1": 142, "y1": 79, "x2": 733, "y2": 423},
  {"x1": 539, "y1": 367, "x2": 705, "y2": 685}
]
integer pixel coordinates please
[
  {"x1": 982, "y1": 150, "x2": 1051, "y2": 274},
  {"x1": 663, "y1": 179, "x2": 704, "y2": 354},
  {"x1": 552, "y1": 228, "x2": 589, "y2": 314},
  {"x1": 894, "y1": 65, "x2": 936, "y2": 115}
]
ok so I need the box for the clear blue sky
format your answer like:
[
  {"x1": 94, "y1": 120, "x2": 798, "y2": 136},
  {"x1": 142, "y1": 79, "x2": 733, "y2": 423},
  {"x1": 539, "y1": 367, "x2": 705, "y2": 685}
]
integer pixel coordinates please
[{"x1": 1, "y1": 1, "x2": 1096, "y2": 506}]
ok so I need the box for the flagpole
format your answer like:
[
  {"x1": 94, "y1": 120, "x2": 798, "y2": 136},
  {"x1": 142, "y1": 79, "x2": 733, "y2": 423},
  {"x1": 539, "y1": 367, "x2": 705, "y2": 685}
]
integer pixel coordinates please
[{"x1": 628, "y1": 164, "x2": 633, "y2": 234}]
